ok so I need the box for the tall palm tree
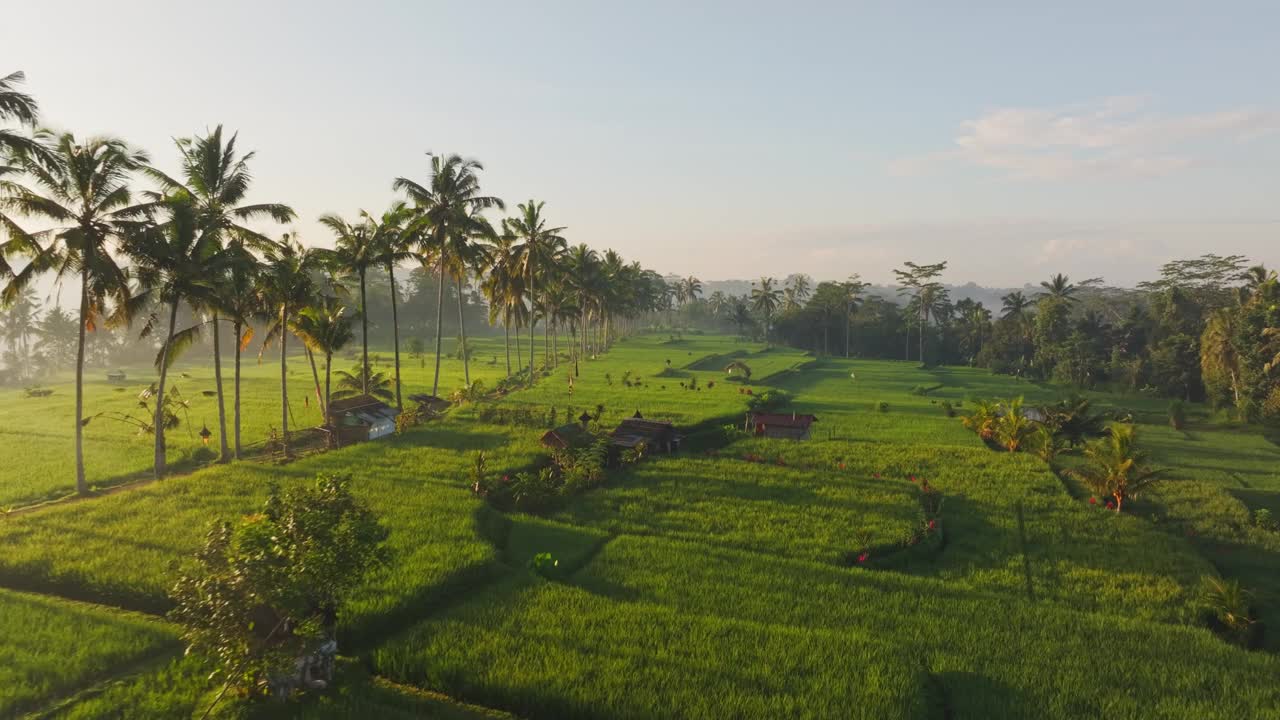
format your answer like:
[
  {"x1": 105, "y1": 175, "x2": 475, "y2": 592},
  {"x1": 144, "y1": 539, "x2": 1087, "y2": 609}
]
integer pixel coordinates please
[
  {"x1": 394, "y1": 153, "x2": 503, "y2": 397},
  {"x1": 145, "y1": 126, "x2": 295, "y2": 462},
  {"x1": 786, "y1": 274, "x2": 812, "y2": 304},
  {"x1": 1000, "y1": 291, "x2": 1034, "y2": 319},
  {"x1": 1200, "y1": 308, "x2": 1243, "y2": 408},
  {"x1": 565, "y1": 243, "x2": 600, "y2": 373},
  {"x1": 318, "y1": 212, "x2": 379, "y2": 395},
  {"x1": 0, "y1": 71, "x2": 45, "y2": 167},
  {"x1": 255, "y1": 234, "x2": 322, "y2": 456},
  {"x1": 446, "y1": 208, "x2": 494, "y2": 386},
  {"x1": 506, "y1": 200, "x2": 567, "y2": 379},
  {"x1": 1039, "y1": 273, "x2": 1079, "y2": 302},
  {"x1": 366, "y1": 203, "x2": 416, "y2": 410},
  {"x1": 2, "y1": 133, "x2": 150, "y2": 494},
  {"x1": 123, "y1": 192, "x2": 230, "y2": 477},
  {"x1": 481, "y1": 227, "x2": 523, "y2": 378},
  {"x1": 750, "y1": 277, "x2": 782, "y2": 340},
  {"x1": 290, "y1": 300, "x2": 354, "y2": 437},
  {"x1": 842, "y1": 275, "x2": 868, "y2": 358}
]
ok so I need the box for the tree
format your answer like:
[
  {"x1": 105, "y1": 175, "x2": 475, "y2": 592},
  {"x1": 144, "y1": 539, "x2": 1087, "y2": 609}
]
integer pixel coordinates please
[
  {"x1": 750, "y1": 277, "x2": 782, "y2": 340},
  {"x1": 169, "y1": 474, "x2": 388, "y2": 702},
  {"x1": 1068, "y1": 423, "x2": 1164, "y2": 512},
  {"x1": 290, "y1": 300, "x2": 354, "y2": 430},
  {"x1": 146, "y1": 126, "x2": 295, "y2": 462},
  {"x1": 0, "y1": 71, "x2": 46, "y2": 171},
  {"x1": 506, "y1": 199, "x2": 566, "y2": 379},
  {"x1": 894, "y1": 261, "x2": 947, "y2": 365},
  {"x1": 481, "y1": 227, "x2": 524, "y2": 378},
  {"x1": 368, "y1": 203, "x2": 416, "y2": 410},
  {"x1": 318, "y1": 213, "x2": 379, "y2": 396},
  {"x1": 1201, "y1": 308, "x2": 1244, "y2": 411},
  {"x1": 2, "y1": 133, "x2": 150, "y2": 494},
  {"x1": 785, "y1": 274, "x2": 812, "y2": 303},
  {"x1": 331, "y1": 363, "x2": 394, "y2": 403},
  {"x1": 995, "y1": 397, "x2": 1035, "y2": 452},
  {"x1": 256, "y1": 235, "x2": 323, "y2": 456},
  {"x1": 394, "y1": 153, "x2": 503, "y2": 398},
  {"x1": 124, "y1": 192, "x2": 231, "y2": 477},
  {"x1": 841, "y1": 275, "x2": 868, "y2": 358}
]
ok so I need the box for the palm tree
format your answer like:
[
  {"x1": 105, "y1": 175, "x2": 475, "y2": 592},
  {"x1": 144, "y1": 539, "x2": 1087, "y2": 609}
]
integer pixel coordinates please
[
  {"x1": 565, "y1": 243, "x2": 600, "y2": 374},
  {"x1": 786, "y1": 274, "x2": 812, "y2": 304},
  {"x1": 446, "y1": 208, "x2": 495, "y2": 386},
  {"x1": 0, "y1": 71, "x2": 45, "y2": 167},
  {"x1": 291, "y1": 300, "x2": 354, "y2": 435},
  {"x1": 145, "y1": 126, "x2": 295, "y2": 462},
  {"x1": 394, "y1": 153, "x2": 503, "y2": 398},
  {"x1": 256, "y1": 234, "x2": 323, "y2": 456},
  {"x1": 481, "y1": 227, "x2": 524, "y2": 378},
  {"x1": 680, "y1": 276, "x2": 702, "y2": 306},
  {"x1": 367, "y1": 203, "x2": 416, "y2": 410},
  {"x1": 1039, "y1": 273, "x2": 1079, "y2": 302},
  {"x1": 1200, "y1": 309, "x2": 1243, "y2": 409},
  {"x1": 1000, "y1": 291, "x2": 1034, "y2": 319},
  {"x1": 1067, "y1": 423, "x2": 1164, "y2": 512},
  {"x1": 331, "y1": 363, "x2": 394, "y2": 402},
  {"x1": 318, "y1": 212, "x2": 379, "y2": 395},
  {"x1": 506, "y1": 200, "x2": 567, "y2": 379},
  {"x1": 2, "y1": 133, "x2": 150, "y2": 494},
  {"x1": 750, "y1": 277, "x2": 782, "y2": 341},
  {"x1": 842, "y1": 275, "x2": 868, "y2": 358},
  {"x1": 123, "y1": 192, "x2": 229, "y2": 477}
]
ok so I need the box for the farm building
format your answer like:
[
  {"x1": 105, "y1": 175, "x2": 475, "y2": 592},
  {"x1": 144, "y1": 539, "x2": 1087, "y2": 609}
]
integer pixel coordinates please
[
  {"x1": 610, "y1": 415, "x2": 681, "y2": 453},
  {"x1": 746, "y1": 412, "x2": 817, "y2": 440},
  {"x1": 106, "y1": 371, "x2": 127, "y2": 384},
  {"x1": 326, "y1": 394, "x2": 400, "y2": 446},
  {"x1": 408, "y1": 393, "x2": 450, "y2": 415},
  {"x1": 540, "y1": 422, "x2": 596, "y2": 451}
]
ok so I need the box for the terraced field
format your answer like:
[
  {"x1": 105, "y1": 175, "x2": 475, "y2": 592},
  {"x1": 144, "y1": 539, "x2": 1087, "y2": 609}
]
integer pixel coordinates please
[{"x1": 3, "y1": 333, "x2": 1280, "y2": 718}]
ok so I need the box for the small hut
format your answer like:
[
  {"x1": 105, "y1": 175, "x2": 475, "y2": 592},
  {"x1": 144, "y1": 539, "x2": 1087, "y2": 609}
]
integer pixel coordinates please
[
  {"x1": 326, "y1": 394, "x2": 400, "y2": 445},
  {"x1": 609, "y1": 417, "x2": 681, "y2": 454},
  {"x1": 746, "y1": 412, "x2": 817, "y2": 440},
  {"x1": 540, "y1": 423, "x2": 595, "y2": 451},
  {"x1": 106, "y1": 371, "x2": 127, "y2": 384},
  {"x1": 408, "y1": 393, "x2": 450, "y2": 415}
]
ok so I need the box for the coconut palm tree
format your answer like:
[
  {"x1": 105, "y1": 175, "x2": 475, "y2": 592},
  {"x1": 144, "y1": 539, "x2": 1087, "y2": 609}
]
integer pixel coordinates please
[
  {"x1": 842, "y1": 275, "x2": 868, "y2": 358},
  {"x1": 446, "y1": 208, "x2": 495, "y2": 386},
  {"x1": 1, "y1": 133, "x2": 150, "y2": 494},
  {"x1": 394, "y1": 153, "x2": 503, "y2": 398},
  {"x1": 0, "y1": 71, "x2": 45, "y2": 167},
  {"x1": 331, "y1": 363, "x2": 394, "y2": 402},
  {"x1": 290, "y1": 299, "x2": 353, "y2": 427},
  {"x1": 123, "y1": 192, "x2": 230, "y2": 477},
  {"x1": 1039, "y1": 273, "x2": 1079, "y2": 302},
  {"x1": 481, "y1": 227, "x2": 524, "y2": 378},
  {"x1": 318, "y1": 212, "x2": 380, "y2": 395},
  {"x1": 750, "y1": 277, "x2": 782, "y2": 340},
  {"x1": 1201, "y1": 308, "x2": 1243, "y2": 408},
  {"x1": 366, "y1": 203, "x2": 416, "y2": 410},
  {"x1": 1000, "y1": 291, "x2": 1034, "y2": 319},
  {"x1": 145, "y1": 126, "x2": 295, "y2": 462},
  {"x1": 1068, "y1": 422, "x2": 1164, "y2": 512},
  {"x1": 506, "y1": 199, "x2": 567, "y2": 379},
  {"x1": 565, "y1": 243, "x2": 600, "y2": 373},
  {"x1": 255, "y1": 234, "x2": 323, "y2": 456},
  {"x1": 786, "y1": 274, "x2": 812, "y2": 304}
]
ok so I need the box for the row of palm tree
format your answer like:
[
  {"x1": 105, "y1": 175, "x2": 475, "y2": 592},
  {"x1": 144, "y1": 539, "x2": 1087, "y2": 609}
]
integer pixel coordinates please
[{"x1": 1, "y1": 72, "x2": 671, "y2": 491}]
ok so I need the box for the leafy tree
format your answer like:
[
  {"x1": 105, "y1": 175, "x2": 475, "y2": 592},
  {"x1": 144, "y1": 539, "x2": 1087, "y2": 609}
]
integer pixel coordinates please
[
  {"x1": 256, "y1": 235, "x2": 324, "y2": 455},
  {"x1": 893, "y1": 261, "x2": 947, "y2": 365},
  {"x1": 995, "y1": 397, "x2": 1035, "y2": 452},
  {"x1": 750, "y1": 277, "x2": 782, "y2": 340},
  {"x1": 290, "y1": 301, "x2": 354, "y2": 424},
  {"x1": 169, "y1": 474, "x2": 388, "y2": 700}
]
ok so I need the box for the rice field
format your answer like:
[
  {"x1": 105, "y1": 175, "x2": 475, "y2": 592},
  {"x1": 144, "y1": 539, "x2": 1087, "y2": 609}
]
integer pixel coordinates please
[{"x1": 3, "y1": 333, "x2": 1280, "y2": 718}]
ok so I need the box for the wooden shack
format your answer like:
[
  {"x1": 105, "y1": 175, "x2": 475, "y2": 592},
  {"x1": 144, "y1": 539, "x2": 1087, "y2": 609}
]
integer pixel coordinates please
[
  {"x1": 746, "y1": 412, "x2": 817, "y2": 440},
  {"x1": 408, "y1": 393, "x2": 450, "y2": 415},
  {"x1": 326, "y1": 394, "x2": 400, "y2": 446},
  {"x1": 106, "y1": 371, "x2": 127, "y2": 384},
  {"x1": 540, "y1": 423, "x2": 596, "y2": 451},
  {"x1": 610, "y1": 417, "x2": 681, "y2": 454}
]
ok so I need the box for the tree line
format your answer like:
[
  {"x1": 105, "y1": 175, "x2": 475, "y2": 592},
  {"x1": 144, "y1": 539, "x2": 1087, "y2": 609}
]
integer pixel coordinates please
[
  {"x1": 664, "y1": 257, "x2": 1280, "y2": 423},
  {"x1": 0, "y1": 71, "x2": 669, "y2": 492}
]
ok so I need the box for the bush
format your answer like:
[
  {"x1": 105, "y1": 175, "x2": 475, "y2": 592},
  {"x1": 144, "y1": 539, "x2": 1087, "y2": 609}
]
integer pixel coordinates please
[
  {"x1": 873, "y1": 401, "x2": 889, "y2": 413},
  {"x1": 1197, "y1": 576, "x2": 1258, "y2": 647},
  {"x1": 746, "y1": 389, "x2": 792, "y2": 413},
  {"x1": 1168, "y1": 400, "x2": 1187, "y2": 430}
]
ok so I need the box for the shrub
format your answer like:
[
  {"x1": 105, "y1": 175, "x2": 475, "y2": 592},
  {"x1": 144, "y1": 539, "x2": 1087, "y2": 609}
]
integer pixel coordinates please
[
  {"x1": 1253, "y1": 508, "x2": 1277, "y2": 532},
  {"x1": 940, "y1": 400, "x2": 956, "y2": 418},
  {"x1": 1066, "y1": 423, "x2": 1164, "y2": 512},
  {"x1": 395, "y1": 407, "x2": 420, "y2": 435},
  {"x1": 873, "y1": 401, "x2": 889, "y2": 413},
  {"x1": 1197, "y1": 576, "x2": 1257, "y2": 647},
  {"x1": 1030, "y1": 424, "x2": 1065, "y2": 462},
  {"x1": 960, "y1": 399, "x2": 997, "y2": 440},
  {"x1": 511, "y1": 469, "x2": 563, "y2": 513},
  {"x1": 530, "y1": 552, "x2": 559, "y2": 578},
  {"x1": 1168, "y1": 400, "x2": 1187, "y2": 430},
  {"x1": 996, "y1": 397, "x2": 1036, "y2": 453},
  {"x1": 746, "y1": 389, "x2": 792, "y2": 413}
]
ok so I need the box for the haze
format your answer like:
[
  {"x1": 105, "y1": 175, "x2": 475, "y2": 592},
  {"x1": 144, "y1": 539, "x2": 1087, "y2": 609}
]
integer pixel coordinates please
[{"x1": 5, "y1": 0, "x2": 1278, "y2": 288}]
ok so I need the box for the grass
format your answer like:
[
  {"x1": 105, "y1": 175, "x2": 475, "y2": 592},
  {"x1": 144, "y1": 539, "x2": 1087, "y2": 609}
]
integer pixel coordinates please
[
  {"x1": 0, "y1": 587, "x2": 179, "y2": 717},
  {"x1": 3, "y1": 333, "x2": 1280, "y2": 717}
]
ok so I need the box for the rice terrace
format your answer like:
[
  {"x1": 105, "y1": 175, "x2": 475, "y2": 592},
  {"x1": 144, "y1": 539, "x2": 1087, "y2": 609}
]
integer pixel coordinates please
[{"x1": 4, "y1": 4, "x2": 1280, "y2": 719}]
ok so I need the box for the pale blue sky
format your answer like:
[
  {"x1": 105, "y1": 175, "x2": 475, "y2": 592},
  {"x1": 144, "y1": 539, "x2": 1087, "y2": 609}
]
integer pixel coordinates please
[{"x1": 5, "y1": 1, "x2": 1278, "y2": 287}]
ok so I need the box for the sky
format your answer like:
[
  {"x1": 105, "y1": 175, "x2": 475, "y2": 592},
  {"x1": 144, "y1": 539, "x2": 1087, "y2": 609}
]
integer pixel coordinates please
[{"x1": 4, "y1": 0, "x2": 1279, "y2": 292}]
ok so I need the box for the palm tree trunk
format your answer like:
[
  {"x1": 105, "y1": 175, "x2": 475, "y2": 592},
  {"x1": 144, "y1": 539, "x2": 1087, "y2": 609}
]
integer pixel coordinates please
[
  {"x1": 504, "y1": 311, "x2": 511, "y2": 378},
  {"x1": 528, "y1": 271, "x2": 536, "y2": 380},
  {"x1": 74, "y1": 265, "x2": 88, "y2": 495},
  {"x1": 360, "y1": 269, "x2": 369, "y2": 395},
  {"x1": 457, "y1": 274, "x2": 470, "y2": 386},
  {"x1": 233, "y1": 321, "x2": 243, "y2": 459},
  {"x1": 325, "y1": 350, "x2": 336, "y2": 448},
  {"x1": 280, "y1": 306, "x2": 289, "y2": 456},
  {"x1": 389, "y1": 263, "x2": 403, "y2": 411},
  {"x1": 153, "y1": 298, "x2": 180, "y2": 478},
  {"x1": 515, "y1": 321, "x2": 523, "y2": 372},
  {"x1": 552, "y1": 320, "x2": 558, "y2": 368},
  {"x1": 919, "y1": 308, "x2": 927, "y2": 367},
  {"x1": 212, "y1": 314, "x2": 230, "y2": 462},
  {"x1": 306, "y1": 345, "x2": 324, "y2": 422},
  {"x1": 845, "y1": 302, "x2": 851, "y2": 358},
  {"x1": 432, "y1": 249, "x2": 446, "y2": 397}
]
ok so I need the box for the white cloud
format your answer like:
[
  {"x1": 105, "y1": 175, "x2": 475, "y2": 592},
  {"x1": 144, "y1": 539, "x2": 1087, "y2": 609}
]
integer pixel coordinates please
[{"x1": 893, "y1": 98, "x2": 1280, "y2": 181}]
